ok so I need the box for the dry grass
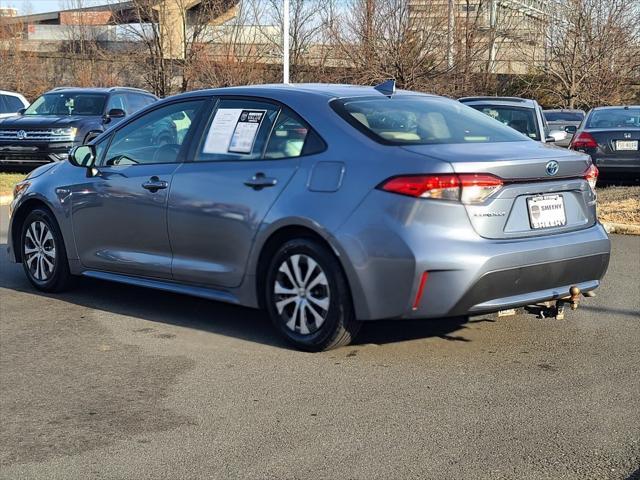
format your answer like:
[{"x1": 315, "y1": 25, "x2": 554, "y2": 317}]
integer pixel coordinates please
[
  {"x1": 597, "y1": 186, "x2": 640, "y2": 226},
  {"x1": 0, "y1": 172, "x2": 26, "y2": 197}
]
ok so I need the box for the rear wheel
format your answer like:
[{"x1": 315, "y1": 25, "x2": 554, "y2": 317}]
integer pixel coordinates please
[
  {"x1": 265, "y1": 238, "x2": 361, "y2": 351},
  {"x1": 20, "y1": 208, "x2": 74, "y2": 292}
]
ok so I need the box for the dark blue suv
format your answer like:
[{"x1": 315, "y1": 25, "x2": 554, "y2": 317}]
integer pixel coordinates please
[{"x1": 0, "y1": 87, "x2": 157, "y2": 167}]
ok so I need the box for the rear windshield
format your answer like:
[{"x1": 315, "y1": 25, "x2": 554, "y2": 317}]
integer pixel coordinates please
[
  {"x1": 332, "y1": 96, "x2": 529, "y2": 145},
  {"x1": 586, "y1": 108, "x2": 640, "y2": 128},
  {"x1": 544, "y1": 111, "x2": 584, "y2": 122},
  {"x1": 468, "y1": 105, "x2": 539, "y2": 140},
  {"x1": 24, "y1": 93, "x2": 107, "y2": 116}
]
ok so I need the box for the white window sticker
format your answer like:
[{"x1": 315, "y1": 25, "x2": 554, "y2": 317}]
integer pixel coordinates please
[
  {"x1": 228, "y1": 110, "x2": 266, "y2": 154},
  {"x1": 202, "y1": 108, "x2": 242, "y2": 154},
  {"x1": 202, "y1": 108, "x2": 266, "y2": 155}
]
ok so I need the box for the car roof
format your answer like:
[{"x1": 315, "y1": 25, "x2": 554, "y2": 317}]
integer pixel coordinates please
[
  {"x1": 589, "y1": 105, "x2": 640, "y2": 110},
  {"x1": 168, "y1": 83, "x2": 436, "y2": 101},
  {"x1": 0, "y1": 90, "x2": 24, "y2": 97},
  {"x1": 47, "y1": 86, "x2": 155, "y2": 96},
  {"x1": 458, "y1": 96, "x2": 537, "y2": 108},
  {"x1": 543, "y1": 108, "x2": 585, "y2": 113}
]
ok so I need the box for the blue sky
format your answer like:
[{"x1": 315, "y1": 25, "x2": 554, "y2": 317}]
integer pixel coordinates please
[{"x1": 3, "y1": 0, "x2": 106, "y2": 15}]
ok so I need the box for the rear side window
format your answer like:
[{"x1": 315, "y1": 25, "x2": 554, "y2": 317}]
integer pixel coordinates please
[
  {"x1": 0, "y1": 95, "x2": 9, "y2": 113},
  {"x1": 197, "y1": 99, "x2": 279, "y2": 161},
  {"x1": 332, "y1": 96, "x2": 529, "y2": 145}
]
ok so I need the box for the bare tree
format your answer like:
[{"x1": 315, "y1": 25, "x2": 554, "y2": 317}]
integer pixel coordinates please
[
  {"x1": 527, "y1": 0, "x2": 639, "y2": 108},
  {"x1": 328, "y1": 0, "x2": 450, "y2": 90}
]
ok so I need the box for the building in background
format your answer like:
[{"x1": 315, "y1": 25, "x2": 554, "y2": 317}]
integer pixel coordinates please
[{"x1": 408, "y1": 0, "x2": 550, "y2": 74}]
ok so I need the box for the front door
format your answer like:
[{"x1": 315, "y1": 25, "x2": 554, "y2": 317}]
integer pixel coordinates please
[
  {"x1": 168, "y1": 98, "x2": 315, "y2": 288},
  {"x1": 71, "y1": 99, "x2": 207, "y2": 278}
]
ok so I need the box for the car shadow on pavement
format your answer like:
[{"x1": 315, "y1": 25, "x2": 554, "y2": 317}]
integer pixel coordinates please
[{"x1": 1, "y1": 246, "x2": 474, "y2": 350}]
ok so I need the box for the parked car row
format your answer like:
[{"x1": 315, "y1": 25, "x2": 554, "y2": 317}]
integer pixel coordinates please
[
  {"x1": 8, "y1": 81, "x2": 611, "y2": 350},
  {"x1": 0, "y1": 87, "x2": 157, "y2": 166}
]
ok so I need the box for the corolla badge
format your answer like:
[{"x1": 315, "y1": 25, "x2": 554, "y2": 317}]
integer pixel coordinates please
[
  {"x1": 545, "y1": 160, "x2": 559, "y2": 176},
  {"x1": 16, "y1": 130, "x2": 27, "y2": 140}
]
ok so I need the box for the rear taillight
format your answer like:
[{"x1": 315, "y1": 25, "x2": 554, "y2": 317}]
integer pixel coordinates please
[
  {"x1": 570, "y1": 132, "x2": 598, "y2": 150},
  {"x1": 380, "y1": 173, "x2": 503, "y2": 204},
  {"x1": 584, "y1": 163, "x2": 598, "y2": 191}
]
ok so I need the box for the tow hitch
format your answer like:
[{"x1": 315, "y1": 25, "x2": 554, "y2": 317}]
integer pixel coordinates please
[{"x1": 525, "y1": 286, "x2": 595, "y2": 320}]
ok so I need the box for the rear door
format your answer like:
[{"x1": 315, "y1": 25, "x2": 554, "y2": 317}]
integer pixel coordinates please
[{"x1": 168, "y1": 97, "x2": 312, "y2": 288}]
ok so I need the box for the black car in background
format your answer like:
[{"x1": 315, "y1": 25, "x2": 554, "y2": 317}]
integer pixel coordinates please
[
  {"x1": 0, "y1": 87, "x2": 157, "y2": 167},
  {"x1": 569, "y1": 106, "x2": 639, "y2": 179}
]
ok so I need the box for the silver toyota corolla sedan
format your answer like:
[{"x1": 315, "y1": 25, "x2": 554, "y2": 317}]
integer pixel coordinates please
[{"x1": 7, "y1": 83, "x2": 611, "y2": 351}]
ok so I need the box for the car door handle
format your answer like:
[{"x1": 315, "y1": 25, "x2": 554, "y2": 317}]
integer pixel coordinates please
[
  {"x1": 142, "y1": 176, "x2": 169, "y2": 192},
  {"x1": 244, "y1": 173, "x2": 277, "y2": 190}
]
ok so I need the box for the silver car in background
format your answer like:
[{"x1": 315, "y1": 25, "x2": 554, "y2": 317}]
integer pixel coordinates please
[
  {"x1": 8, "y1": 83, "x2": 611, "y2": 351},
  {"x1": 544, "y1": 109, "x2": 586, "y2": 147},
  {"x1": 460, "y1": 96, "x2": 567, "y2": 144}
]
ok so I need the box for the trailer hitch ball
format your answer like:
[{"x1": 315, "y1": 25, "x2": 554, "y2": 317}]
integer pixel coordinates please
[{"x1": 569, "y1": 286, "x2": 581, "y2": 310}]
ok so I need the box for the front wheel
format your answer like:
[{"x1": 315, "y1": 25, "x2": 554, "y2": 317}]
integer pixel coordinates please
[
  {"x1": 20, "y1": 208, "x2": 74, "y2": 292},
  {"x1": 265, "y1": 238, "x2": 361, "y2": 351}
]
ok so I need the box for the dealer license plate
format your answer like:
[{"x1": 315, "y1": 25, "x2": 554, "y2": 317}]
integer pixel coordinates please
[{"x1": 527, "y1": 194, "x2": 566, "y2": 229}]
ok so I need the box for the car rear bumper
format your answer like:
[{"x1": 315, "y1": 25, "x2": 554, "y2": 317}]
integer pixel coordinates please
[{"x1": 335, "y1": 191, "x2": 610, "y2": 320}]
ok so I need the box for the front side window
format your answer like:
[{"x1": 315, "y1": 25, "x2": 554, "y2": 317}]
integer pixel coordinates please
[
  {"x1": 101, "y1": 100, "x2": 204, "y2": 166},
  {"x1": 333, "y1": 96, "x2": 530, "y2": 145},
  {"x1": 469, "y1": 105, "x2": 540, "y2": 140},
  {"x1": 106, "y1": 93, "x2": 127, "y2": 114},
  {"x1": 24, "y1": 93, "x2": 107, "y2": 116},
  {"x1": 126, "y1": 93, "x2": 156, "y2": 113}
]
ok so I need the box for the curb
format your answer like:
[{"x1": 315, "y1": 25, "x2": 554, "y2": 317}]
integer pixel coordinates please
[
  {"x1": 0, "y1": 194, "x2": 12, "y2": 206},
  {"x1": 602, "y1": 222, "x2": 640, "y2": 236}
]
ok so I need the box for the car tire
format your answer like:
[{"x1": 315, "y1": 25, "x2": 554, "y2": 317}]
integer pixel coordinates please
[
  {"x1": 265, "y1": 238, "x2": 361, "y2": 352},
  {"x1": 20, "y1": 208, "x2": 74, "y2": 293}
]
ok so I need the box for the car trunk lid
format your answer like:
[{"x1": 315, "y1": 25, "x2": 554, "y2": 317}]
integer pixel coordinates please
[{"x1": 402, "y1": 141, "x2": 596, "y2": 239}]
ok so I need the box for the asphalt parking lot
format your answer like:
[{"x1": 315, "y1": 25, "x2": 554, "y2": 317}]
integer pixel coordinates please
[{"x1": 0, "y1": 205, "x2": 639, "y2": 480}]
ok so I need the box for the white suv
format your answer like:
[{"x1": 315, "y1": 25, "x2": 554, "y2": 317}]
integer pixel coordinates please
[
  {"x1": 459, "y1": 96, "x2": 566, "y2": 144},
  {"x1": 0, "y1": 90, "x2": 29, "y2": 119}
]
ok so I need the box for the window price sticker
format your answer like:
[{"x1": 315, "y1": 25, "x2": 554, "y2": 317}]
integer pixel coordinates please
[
  {"x1": 228, "y1": 110, "x2": 266, "y2": 153},
  {"x1": 202, "y1": 108, "x2": 266, "y2": 155}
]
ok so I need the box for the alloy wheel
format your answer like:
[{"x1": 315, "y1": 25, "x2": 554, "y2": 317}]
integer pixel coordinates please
[
  {"x1": 23, "y1": 220, "x2": 56, "y2": 282},
  {"x1": 273, "y1": 254, "x2": 330, "y2": 335}
]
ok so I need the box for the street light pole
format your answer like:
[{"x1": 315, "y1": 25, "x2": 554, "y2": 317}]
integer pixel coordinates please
[{"x1": 283, "y1": 0, "x2": 290, "y2": 83}]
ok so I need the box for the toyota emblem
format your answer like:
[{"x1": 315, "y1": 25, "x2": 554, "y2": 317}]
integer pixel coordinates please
[
  {"x1": 16, "y1": 130, "x2": 27, "y2": 140},
  {"x1": 545, "y1": 160, "x2": 559, "y2": 176}
]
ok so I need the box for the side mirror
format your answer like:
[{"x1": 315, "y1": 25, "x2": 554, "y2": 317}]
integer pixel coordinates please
[
  {"x1": 547, "y1": 130, "x2": 567, "y2": 142},
  {"x1": 564, "y1": 125, "x2": 577, "y2": 134},
  {"x1": 17, "y1": 108, "x2": 26, "y2": 115},
  {"x1": 104, "y1": 108, "x2": 126, "y2": 123},
  {"x1": 69, "y1": 145, "x2": 95, "y2": 168}
]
